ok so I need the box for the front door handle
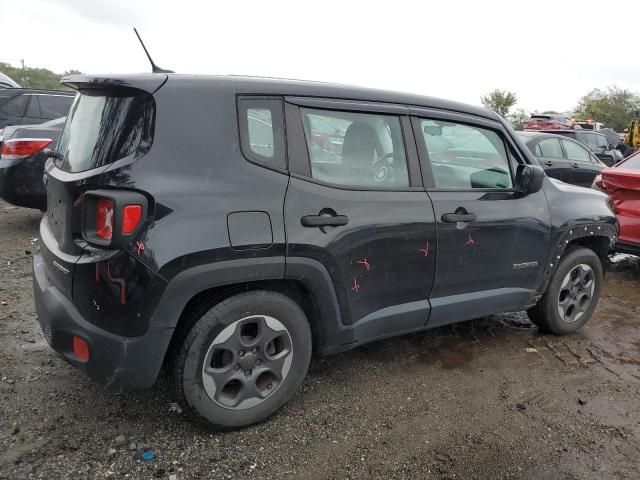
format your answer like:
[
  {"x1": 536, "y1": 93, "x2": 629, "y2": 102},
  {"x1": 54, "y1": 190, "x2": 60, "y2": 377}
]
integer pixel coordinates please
[
  {"x1": 572, "y1": 163, "x2": 580, "y2": 168},
  {"x1": 301, "y1": 214, "x2": 349, "y2": 228},
  {"x1": 544, "y1": 161, "x2": 553, "y2": 166},
  {"x1": 441, "y1": 212, "x2": 477, "y2": 223}
]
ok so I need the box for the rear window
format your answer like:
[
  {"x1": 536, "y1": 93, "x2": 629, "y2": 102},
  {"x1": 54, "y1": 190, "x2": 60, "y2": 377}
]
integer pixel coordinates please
[
  {"x1": 0, "y1": 94, "x2": 28, "y2": 117},
  {"x1": 38, "y1": 94, "x2": 73, "y2": 119},
  {"x1": 57, "y1": 91, "x2": 154, "y2": 173}
]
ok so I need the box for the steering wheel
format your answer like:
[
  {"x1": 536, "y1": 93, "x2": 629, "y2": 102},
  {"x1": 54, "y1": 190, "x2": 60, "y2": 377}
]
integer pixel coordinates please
[{"x1": 371, "y1": 153, "x2": 395, "y2": 185}]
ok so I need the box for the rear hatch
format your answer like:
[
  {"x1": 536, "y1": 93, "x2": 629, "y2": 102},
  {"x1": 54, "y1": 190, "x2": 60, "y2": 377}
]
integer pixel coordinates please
[
  {"x1": 40, "y1": 75, "x2": 164, "y2": 299},
  {"x1": 525, "y1": 115, "x2": 573, "y2": 131}
]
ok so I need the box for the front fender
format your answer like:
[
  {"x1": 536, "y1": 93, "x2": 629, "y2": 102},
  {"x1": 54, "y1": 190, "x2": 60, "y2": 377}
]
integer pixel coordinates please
[{"x1": 537, "y1": 178, "x2": 618, "y2": 296}]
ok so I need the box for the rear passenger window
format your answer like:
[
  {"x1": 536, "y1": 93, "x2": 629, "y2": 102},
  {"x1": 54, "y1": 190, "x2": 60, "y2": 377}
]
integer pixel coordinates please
[
  {"x1": 238, "y1": 98, "x2": 286, "y2": 170},
  {"x1": 420, "y1": 119, "x2": 512, "y2": 189},
  {"x1": 301, "y1": 108, "x2": 409, "y2": 189},
  {"x1": 538, "y1": 138, "x2": 564, "y2": 158},
  {"x1": 562, "y1": 140, "x2": 590, "y2": 162}
]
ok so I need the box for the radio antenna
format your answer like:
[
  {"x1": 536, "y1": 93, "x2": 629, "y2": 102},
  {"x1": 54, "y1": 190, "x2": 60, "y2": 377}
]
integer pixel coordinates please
[{"x1": 133, "y1": 27, "x2": 174, "y2": 74}]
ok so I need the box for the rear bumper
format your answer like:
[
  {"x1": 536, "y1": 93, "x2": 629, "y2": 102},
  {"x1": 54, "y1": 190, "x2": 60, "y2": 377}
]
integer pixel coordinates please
[{"x1": 33, "y1": 252, "x2": 174, "y2": 389}]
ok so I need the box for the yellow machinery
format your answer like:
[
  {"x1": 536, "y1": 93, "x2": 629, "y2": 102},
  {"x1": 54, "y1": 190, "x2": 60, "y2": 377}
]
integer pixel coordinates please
[{"x1": 623, "y1": 115, "x2": 640, "y2": 152}]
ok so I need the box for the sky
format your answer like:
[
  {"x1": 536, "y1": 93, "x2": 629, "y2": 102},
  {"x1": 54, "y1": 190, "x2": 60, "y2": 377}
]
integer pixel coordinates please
[{"x1": 1, "y1": 0, "x2": 638, "y2": 114}]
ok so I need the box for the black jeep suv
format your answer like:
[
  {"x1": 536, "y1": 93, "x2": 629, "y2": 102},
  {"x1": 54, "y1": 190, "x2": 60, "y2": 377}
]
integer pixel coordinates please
[{"x1": 33, "y1": 74, "x2": 617, "y2": 428}]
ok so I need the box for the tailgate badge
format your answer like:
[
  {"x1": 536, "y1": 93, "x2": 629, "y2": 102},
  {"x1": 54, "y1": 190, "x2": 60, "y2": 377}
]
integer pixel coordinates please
[{"x1": 52, "y1": 260, "x2": 70, "y2": 275}]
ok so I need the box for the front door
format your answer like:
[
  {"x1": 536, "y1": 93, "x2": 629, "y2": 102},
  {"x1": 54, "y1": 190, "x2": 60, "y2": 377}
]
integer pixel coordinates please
[
  {"x1": 284, "y1": 100, "x2": 436, "y2": 332},
  {"x1": 412, "y1": 111, "x2": 552, "y2": 327}
]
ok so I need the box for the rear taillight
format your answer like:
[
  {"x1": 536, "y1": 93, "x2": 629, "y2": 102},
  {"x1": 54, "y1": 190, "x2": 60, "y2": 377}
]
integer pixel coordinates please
[
  {"x1": 121, "y1": 205, "x2": 143, "y2": 234},
  {"x1": 0, "y1": 138, "x2": 52, "y2": 160},
  {"x1": 96, "y1": 198, "x2": 115, "y2": 241},
  {"x1": 82, "y1": 190, "x2": 148, "y2": 248},
  {"x1": 592, "y1": 175, "x2": 605, "y2": 192}
]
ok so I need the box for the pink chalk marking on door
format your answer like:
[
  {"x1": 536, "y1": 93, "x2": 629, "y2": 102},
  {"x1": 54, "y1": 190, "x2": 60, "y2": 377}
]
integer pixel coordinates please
[
  {"x1": 418, "y1": 241, "x2": 431, "y2": 257},
  {"x1": 351, "y1": 278, "x2": 360, "y2": 293},
  {"x1": 464, "y1": 234, "x2": 476, "y2": 247}
]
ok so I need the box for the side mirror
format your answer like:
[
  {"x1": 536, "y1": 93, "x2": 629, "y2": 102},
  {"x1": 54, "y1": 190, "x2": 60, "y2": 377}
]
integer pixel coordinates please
[{"x1": 515, "y1": 164, "x2": 545, "y2": 195}]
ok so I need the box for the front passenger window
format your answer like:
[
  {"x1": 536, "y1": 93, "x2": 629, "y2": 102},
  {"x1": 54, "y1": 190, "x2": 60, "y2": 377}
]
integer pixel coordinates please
[
  {"x1": 301, "y1": 108, "x2": 409, "y2": 189},
  {"x1": 420, "y1": 119, "x2": 512, "y2": 189}
]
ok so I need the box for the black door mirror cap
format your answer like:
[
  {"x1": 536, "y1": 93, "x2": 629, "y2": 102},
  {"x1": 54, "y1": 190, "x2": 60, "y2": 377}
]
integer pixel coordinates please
[{"x1": 515, "y1": 164, "x2": 545, "y2": 196}]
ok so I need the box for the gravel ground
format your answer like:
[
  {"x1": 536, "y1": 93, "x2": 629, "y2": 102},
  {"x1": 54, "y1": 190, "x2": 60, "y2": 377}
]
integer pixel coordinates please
[{"x1": 1, "y1": 200, "x2": 639, "y2": 480}]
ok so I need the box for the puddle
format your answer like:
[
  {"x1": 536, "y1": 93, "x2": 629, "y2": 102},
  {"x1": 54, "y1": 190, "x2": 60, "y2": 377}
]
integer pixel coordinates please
[{"x1": 357, "y1": 271, "x2": 640, "y2": 374}]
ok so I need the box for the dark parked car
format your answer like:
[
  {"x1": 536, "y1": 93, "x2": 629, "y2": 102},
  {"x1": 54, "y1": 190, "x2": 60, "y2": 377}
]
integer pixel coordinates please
[
  {"x1": 543, "y1": 129, "x2": 623, "y2": 166},
  {"x1": 517, "y1": 132, "x2": 606, "y2": 187},
  {"x1": 34, "y1": 74, "x2": 617, "y2": 429},
  {"x1": 0, "y1": 116, "x2": 65, "y2": 210},
  {"x1": 0, "y1": 88, "x2": 74, "y2": 130}
]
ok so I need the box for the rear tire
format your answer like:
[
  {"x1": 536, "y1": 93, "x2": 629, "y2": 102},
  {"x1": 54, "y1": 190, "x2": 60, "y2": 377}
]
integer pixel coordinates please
[
  {"x1": 528, "y1": 247, "x2": 603, "y2": 335},
  {"x1": 171, "y1": 290, "x2": 312, "y2": 428}
]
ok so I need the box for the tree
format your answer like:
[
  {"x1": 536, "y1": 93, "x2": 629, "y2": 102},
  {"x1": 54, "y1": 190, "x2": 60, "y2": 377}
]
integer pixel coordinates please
[
  {"x1": 573, "y1": 86, "x2": 640, "y2": 131},
  {"x1": 507, "y1": 108, "x2": 529, "y2": 131},
  {"x1": 480, "y1": 89, "x2": 518, "y2": 118},
  {"x1": 0, "y1": 62, "x2": 82, "y2": 90}
]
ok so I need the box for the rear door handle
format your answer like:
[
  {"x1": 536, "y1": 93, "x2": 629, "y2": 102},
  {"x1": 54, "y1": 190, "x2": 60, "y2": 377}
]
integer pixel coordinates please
[
  {"x1": 301, "y1": 214, "x2": 349, "y2": 228},
  {"x1": 544, "y1": 161, "x2": 553, "y2": 166},
  {"x1": 441, "y1": 212, "x2": 477, "y2": 223},
  {"x1": 572, "y1": 163, "x2": 579, "y2": 168}
]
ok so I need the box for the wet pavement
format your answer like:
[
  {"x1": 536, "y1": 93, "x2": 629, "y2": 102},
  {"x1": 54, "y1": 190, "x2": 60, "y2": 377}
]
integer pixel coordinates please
[{"x1": 1, "y1": 201, "x2": 639, "y2": 479}]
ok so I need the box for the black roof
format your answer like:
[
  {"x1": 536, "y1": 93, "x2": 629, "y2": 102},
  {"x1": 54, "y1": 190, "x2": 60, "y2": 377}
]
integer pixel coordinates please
[{"x1": 63, "y1": 73, "x2": 501, "y2": 122}]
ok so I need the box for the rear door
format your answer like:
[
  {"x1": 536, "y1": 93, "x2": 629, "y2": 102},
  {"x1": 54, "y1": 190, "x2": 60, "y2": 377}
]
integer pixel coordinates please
[
  {"x1": 284, "y1": 98, "x2": 436, "y2": 334},
  {"x1": 534, "y1": 137, "x2": 570, "y2": 182},
  {"x1": 412, "y1": 109, "x2": 551, "y2": 327},
  {"x1": 560, "y1": 139, "x2": 601, "y2": 187}
]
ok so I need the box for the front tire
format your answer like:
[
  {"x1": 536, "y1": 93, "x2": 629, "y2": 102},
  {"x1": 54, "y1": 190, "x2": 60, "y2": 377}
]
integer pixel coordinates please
[
  {"x1": 171, "y1": 291, "x2": 312, "y2": 428},
  {"x1": 528, "y1": 247, "x2": 603, "y2": 335}
]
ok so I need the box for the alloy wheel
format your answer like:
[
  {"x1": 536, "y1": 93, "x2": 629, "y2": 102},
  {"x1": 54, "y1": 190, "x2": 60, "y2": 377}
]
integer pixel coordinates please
[{"x1": 201, "y1": 315, "x2": 293, "y2": 410}]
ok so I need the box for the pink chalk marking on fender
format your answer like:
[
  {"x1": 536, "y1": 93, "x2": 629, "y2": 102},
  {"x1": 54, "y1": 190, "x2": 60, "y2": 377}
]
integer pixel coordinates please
[
  {"x1": 136, "y1": 241, "x2": 145, "y2": 256},
  {"x1": 464, "y1": 234, "x2": 476, "y2": 247},
  {"x1": 356, "y1": 258, "x2": 371, "y2": 270},
  {"x1": 351, "y1": 278, "x2": 360, "y2": 293},
  {"x1": 418, "y1": 241, "x2": 431, "y2": 257}
]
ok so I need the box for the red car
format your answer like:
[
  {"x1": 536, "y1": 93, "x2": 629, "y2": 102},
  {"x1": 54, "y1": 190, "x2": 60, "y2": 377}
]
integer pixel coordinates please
[
  {"x1": 593, "y1": 151, "x2": 640, "y2": 255},
  {"x1": 524, "y1": 114, "x2": 576, "y2": 131}
]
